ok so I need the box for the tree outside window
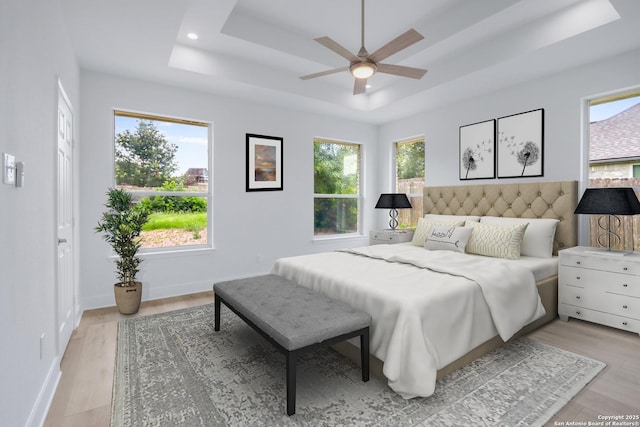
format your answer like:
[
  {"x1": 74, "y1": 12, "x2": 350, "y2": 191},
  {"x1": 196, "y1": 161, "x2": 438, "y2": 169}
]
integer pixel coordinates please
[
  {"x1": 395, "y1": 137, "x2": 425, "y2": 228},
  {"x1": 314, "y1": 139, "x2": 360, "y2": 236},
  {"x1": 114, "y1": 111, "x2": 210, "y2": 250}
]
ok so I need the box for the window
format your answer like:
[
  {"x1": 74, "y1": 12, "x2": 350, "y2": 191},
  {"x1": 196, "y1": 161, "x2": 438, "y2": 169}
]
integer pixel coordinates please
[
  {"x1": 587, "y1": 91, "x2": 640, "y2": 250},
  {"x1": 395, "y1": 137, "x2": 425, "y2": 228},
  {"x1": 114, "y1": 110, "x2": 211, "y2": 250},
  {"x1": 313, "y1": 138, "x2": 361, "y2": 236}
]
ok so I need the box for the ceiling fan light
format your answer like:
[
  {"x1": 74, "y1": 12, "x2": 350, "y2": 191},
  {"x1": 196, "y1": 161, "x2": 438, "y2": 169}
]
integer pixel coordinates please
[{"x1": 351, "y1": 62, "x2": 376, "y2": 79}]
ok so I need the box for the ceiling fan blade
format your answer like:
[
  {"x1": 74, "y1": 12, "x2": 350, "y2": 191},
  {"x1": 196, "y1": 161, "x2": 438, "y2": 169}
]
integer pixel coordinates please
[
  {"x1": 376, "y1": 63, "x2": 427, "y2": 79},
  {"x1": 315, "y1": 36, "x2": 361, "y2": 62},
  {"x1": 369, "y1": 29, "x2": 424, "y2": 63},
  {"x1": 353, "y1": 78, "x2": 367, "y2": 95},
  {"x1": 300, "y1": 66, "x2": 349, "y2": 80}
]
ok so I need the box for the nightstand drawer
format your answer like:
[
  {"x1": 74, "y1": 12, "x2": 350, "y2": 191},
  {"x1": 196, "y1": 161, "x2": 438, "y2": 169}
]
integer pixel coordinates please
[
  {"x1": 603, "y1": 293, "x2": 640, "y2": 320},
  {"x1": 559, "y1": 265, "x2": 640, "y2": 297},
  {"x1": 559, "y1": 304, "x2": 640, "y2": 334},
  {"x1": 560, "y1": 285, "x2": 640, "y2": 319},
  {"x1": 560, "y1": 252, "x2": 640, "y2": 275},
  {"x1": 558, "y1": 285, "x2": 592, "y2": 307},
  {"x1": 369, "y1": 229, "x2": 414, "y2": 245}
]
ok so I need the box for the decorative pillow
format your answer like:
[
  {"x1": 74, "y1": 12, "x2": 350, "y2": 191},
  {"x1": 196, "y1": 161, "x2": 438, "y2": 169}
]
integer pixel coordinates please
[
  {"x1": 424, "y1": 224, "x2": 472, "y2": 253},
  {"x1": 480, "y1": 216, "x2": 559, "y2": 258},
  {"x1": 423, "y1": 214, "x2": 481, "y2": 223},
  {"x1": 465, "y1": 221, "x2": 528, "y2": 260},
  {"x1": 412, "y1": 218, "x2": 465, "y2": 246}
]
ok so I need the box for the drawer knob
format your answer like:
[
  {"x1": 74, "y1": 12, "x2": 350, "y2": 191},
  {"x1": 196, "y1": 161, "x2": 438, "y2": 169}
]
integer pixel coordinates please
[
  {"x1": 623, "y1": 322, "x2": 628, "y2": 326},
  {"x1": 576, "y1": 296, "x2": 581, "y2": 300},
  {"x1": 623, "y1": 267, "x2": 628, "y2": 271},
  {"x1": 576, "y1": 310, "x2": 581, "y2": 315},
  {"x1": 576, "y1": 261, "x2": 581, "y2": 265},
  {"x1": 576, "y1": 276, "x2": 581, "y2": 280},
  {"x1": 623, "y1": 305, "x2": 628, "y2": 309},
  {"x1": 623, "y1": 284, "x2": 628, "y2": 288}
]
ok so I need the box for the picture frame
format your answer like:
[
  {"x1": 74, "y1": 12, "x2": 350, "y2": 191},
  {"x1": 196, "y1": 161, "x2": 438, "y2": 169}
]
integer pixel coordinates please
[
  {"x1": 497, "y1": 108, "x2": 544, "y2": 178},
  {"x1": 459, "y1": 119, "x2": 496, "y2": 180},
  {"x1": 246, "y1": 133, "x2": 283, "y2": 191}
]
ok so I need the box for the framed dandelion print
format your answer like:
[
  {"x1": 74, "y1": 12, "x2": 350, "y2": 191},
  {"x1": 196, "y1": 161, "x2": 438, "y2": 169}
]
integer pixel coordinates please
[
  {"x1": 459, "y1": 119, "x2": 495, "y2": 180},
  {"x1": 497, "y1": 109, "x2": 544, "y2": 178}
]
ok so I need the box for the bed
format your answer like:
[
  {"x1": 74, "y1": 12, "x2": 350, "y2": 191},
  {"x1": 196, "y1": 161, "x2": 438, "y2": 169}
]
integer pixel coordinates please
[{"x1": 271, "y1": 181, "x2": 578, "y2": 399}]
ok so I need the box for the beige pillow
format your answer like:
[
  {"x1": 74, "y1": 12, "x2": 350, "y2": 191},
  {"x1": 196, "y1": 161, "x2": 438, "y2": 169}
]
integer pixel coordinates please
[
  {"x1": 465, "y1": 221, "x2": 528, "y2": 259},
  {"x1": 480, "y1": 216, "x2": 559, "y2": 258},
  {"x1": 412, "y1": 217, "x2": 465, "y2": 246}
]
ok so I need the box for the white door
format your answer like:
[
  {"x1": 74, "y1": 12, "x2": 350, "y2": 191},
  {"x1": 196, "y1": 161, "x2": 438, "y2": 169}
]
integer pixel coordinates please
[{"x1": 57, "y1": 81, "x2": 75, "y2": 355}]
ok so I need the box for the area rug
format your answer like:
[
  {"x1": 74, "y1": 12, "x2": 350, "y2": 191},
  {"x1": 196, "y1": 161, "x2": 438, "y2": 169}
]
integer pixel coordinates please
[{"x1": 111, "y1": 303, "x2": 605, "y2": 427}]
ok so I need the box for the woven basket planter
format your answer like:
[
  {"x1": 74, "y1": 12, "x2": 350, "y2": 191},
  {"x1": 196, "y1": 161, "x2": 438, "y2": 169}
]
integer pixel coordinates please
[{"x1": 114, "y1": 282, "x2": 142, "y2": 315}]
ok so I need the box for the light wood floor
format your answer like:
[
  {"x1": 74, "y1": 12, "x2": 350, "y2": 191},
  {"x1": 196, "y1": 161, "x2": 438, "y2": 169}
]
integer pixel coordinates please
[{"x1": 44, "y1": 291, "x2": 640, "y2": 427}]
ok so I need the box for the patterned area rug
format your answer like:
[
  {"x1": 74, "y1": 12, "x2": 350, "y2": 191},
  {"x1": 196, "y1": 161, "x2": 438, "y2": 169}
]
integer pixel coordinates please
[{"x1": 111, "y1": 303, "x2": 605, "y2": 427}]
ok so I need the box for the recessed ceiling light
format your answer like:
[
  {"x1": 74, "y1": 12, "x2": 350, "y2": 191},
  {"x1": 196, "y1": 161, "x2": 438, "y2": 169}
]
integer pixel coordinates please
[
  {"x1": 366, "y1": 84, "x2": 372, "y2": 89},
  {"x1": 187, "y1": 33, "x2": 199, "y2": 40}
]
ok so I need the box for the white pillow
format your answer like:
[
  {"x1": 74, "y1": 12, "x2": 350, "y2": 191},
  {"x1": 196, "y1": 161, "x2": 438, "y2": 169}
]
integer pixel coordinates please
[
  {"x1": 465, "y1": 221, "x2": 528, "y2": 260},
  {"x1": 412, "y1": 217, "x2": 465, "y2": 246},
  {"x1": 424, "y1": 224, "x2": 472, "y2": 253},
  {"x1": 480, "y1": 216, "x2": 559, "y2": 258},
  {"x1": 424, "y1": 214, "x2": 481, "y2": 223}
]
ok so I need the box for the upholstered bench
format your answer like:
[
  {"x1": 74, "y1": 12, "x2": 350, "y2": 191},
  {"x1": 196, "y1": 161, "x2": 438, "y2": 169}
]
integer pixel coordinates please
[{"x1": 213, "y1": 274, "x2": 371, "y2": 416}]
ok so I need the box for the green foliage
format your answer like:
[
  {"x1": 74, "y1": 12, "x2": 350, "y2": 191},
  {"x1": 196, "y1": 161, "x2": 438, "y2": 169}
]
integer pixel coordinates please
[
  {"x1": 95, "y1": 188, "x2": 150, "y2": 287},
  {"x1": 138, "y1": 195, "x2": 207, "y2": 214},
  {"x1": 115, "y1": 120, "x2": 178, "y2": 187},
  {"x1": 313, "y1": 141, "x2": 359, "y2": 233},
  {"x1": 137, "y1": 180, "x2": 207, "y2": 213},
  {"x1": 396, "y1": 140, "x2": 425, "y2": 180}
]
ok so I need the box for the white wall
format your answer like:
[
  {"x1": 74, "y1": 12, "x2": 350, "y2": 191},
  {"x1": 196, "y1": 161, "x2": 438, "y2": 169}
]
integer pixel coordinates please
[
  {"x1": 79, "y1": 71, "x2": 378, "y2": 309},
  {"x1": 377, "y1": 47, "x2": 640, "y2": 237},
  {"x1": 0, "y1": 0, "x2": 80, "y2": 426}
]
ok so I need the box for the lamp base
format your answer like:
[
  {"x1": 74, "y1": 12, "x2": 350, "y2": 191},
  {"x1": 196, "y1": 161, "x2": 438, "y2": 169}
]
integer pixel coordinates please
[{"x1": 388, "y1": 208, "x2": 399, "y2": 230}]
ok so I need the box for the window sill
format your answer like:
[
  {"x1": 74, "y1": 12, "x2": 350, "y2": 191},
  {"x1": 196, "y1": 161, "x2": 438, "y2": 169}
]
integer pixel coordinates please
[{"x1": 109, "y1": 246, "x2": 215, "y2": 260}]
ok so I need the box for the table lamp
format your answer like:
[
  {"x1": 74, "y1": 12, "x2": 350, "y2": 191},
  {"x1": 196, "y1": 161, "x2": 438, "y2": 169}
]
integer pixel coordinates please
[
  {"x1": 574, "y1": 187, "x2": 640, "y2": 254},
  {"x1": 375, "y1": 193, "x2": 412, "y2": 230}
]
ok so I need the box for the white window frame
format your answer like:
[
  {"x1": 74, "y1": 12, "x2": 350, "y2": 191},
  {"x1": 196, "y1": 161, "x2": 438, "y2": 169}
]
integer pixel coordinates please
[
  {"x1": 313, "y1": 137, "x2": 362, "y2": 239},
  {"x1": 113, "y1": 109, "x2": 213, "y2": 254}
]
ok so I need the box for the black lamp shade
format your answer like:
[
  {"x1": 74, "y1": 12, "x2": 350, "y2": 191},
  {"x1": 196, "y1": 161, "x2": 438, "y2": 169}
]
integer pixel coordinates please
[
  {"x1": 574, "y1": 188, "x2": 640, "y2": 215},
  {"x1": 375, "y1": 193, "x2": 412, "y2": 209}
]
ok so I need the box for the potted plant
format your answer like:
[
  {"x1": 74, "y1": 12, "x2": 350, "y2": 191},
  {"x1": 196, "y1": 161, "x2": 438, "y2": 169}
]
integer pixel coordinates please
[{"x1": 95, "y1": 188, "x2": 149, "y2": 314}]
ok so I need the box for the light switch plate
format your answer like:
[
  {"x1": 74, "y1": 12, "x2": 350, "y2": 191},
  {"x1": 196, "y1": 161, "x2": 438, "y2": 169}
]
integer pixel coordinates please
[{"x1": 3, "y1": 153, "x2": 16, "y2": 185}]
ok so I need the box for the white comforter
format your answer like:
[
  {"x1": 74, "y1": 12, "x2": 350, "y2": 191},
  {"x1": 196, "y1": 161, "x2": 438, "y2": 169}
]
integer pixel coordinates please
[{"x1": 271, "y1": 244, "x2": 545, "y2": 399}]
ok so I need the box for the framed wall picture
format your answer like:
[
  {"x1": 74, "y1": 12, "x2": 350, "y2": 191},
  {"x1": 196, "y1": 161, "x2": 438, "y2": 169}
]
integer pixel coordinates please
[
  {"x1": 459, "y1": 119, "x2": 495, "y2": 180},
  {"x1": 497, "y1": 108, "x2": 544, "y2": 178},
  {"x1": 246, "y1": 133, "x2": 283, "y2": 191}
]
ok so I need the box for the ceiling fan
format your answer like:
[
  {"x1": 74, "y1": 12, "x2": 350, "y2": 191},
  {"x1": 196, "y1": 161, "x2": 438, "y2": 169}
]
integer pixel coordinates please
[{"x1": 300, "y1": 0, "x2": 428, "y2": 95}]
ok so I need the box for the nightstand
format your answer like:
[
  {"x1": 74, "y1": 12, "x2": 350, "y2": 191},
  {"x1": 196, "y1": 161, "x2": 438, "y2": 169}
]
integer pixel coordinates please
[
  {"x1": 369, "y1": 229, "x2": 414, "y2": 245},
  {"x1": 558, "y1": 246, "x2": 640, "y2": 336}
]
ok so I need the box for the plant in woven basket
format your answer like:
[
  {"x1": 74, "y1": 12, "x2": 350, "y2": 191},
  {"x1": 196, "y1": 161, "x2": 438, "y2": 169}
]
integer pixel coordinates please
[{"x1": 95, "y1": 188, "x2": 149, "y2": 287}]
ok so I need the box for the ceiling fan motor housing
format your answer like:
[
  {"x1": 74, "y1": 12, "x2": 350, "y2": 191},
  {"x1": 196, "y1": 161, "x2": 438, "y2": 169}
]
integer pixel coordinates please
[{"x1": 350, "y1": 60, "x2": 377, "y2": 79}]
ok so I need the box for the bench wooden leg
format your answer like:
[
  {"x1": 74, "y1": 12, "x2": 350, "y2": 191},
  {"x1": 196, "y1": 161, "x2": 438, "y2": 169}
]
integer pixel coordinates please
[
  {"x1": 214, "y1": 294, "x2": 221, "y2": 331},
  {"x1": 361, "y1": 328, "x2": 370, "y2": 382},
  {"x1": 286, "y1": 350, "x2": 297, "y2": 416}
]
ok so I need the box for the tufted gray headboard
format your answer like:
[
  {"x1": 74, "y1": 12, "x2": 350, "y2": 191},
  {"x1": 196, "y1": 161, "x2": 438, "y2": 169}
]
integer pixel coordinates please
[{"x1": 423, "y1": 181, "x2": 578, "y2": 255}]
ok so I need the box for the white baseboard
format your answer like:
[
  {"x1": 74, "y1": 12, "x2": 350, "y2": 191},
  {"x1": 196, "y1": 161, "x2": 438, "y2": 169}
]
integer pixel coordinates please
[
  {"x1": 80, "y1": 279, "x2": 220, "y2": 311},
  {"x1": 26, "y1": 357, "x2": 61, "y2": 427}
]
